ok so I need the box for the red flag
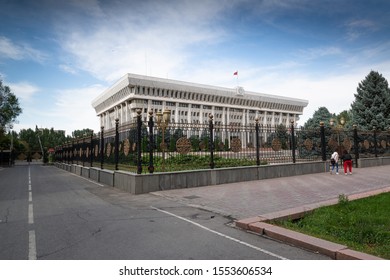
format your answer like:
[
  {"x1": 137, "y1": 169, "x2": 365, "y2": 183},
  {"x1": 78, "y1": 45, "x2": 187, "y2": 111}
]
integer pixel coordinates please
[{"x1": 233, "y1": 71, "x2": 238, "y2": 75}]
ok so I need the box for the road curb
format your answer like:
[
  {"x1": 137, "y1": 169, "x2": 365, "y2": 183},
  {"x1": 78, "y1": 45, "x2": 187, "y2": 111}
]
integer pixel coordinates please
[{"x1": 236, "y1": 187, "x2": 390, "y2": 260}]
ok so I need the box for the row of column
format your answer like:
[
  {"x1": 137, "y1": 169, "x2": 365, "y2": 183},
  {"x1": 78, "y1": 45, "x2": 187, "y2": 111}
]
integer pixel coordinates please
[{"x1": 99, "y1": 99, "x2": 298, "y2": 130}]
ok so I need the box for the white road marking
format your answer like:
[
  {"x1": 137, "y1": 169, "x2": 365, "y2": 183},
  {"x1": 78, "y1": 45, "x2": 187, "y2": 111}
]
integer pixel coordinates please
[
  {"x1": 28, "y1": 230, "x2": 37, "y2": 260},
  {"x1": 151, "y1": 206, "x2": 288, "y2": 260},
  {"x1": 28, "y1": 204, "x2": 34, "y2": 224},
  {"x1": 28, "y1": 166, "x2": 37, "y2": 260}
]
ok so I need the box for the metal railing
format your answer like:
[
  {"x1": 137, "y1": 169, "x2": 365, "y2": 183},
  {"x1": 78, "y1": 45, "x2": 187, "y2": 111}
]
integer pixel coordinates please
[{"x1": 55, "y1": 113, "x2": 390, "y2": 173}]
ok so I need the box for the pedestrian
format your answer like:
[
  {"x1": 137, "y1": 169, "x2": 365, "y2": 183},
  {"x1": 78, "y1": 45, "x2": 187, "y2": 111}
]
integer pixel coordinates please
[
  {"x1": 330, "y1": 150, "x2": 339, "y2": 175},
  {"x1": 341, "y1": 150, "x2": 352, "y2": 175}
]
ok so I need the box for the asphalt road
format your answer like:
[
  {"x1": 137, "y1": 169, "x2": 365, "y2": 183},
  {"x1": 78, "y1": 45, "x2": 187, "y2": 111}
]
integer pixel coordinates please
[{"x1": 0, "y1": 163, "x2": 330, "y2": 260}]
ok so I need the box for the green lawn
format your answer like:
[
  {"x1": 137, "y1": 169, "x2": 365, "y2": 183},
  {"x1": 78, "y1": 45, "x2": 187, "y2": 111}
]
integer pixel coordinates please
[{"x1": 273, "y1": 192, "x2": 390, "y2": 259}]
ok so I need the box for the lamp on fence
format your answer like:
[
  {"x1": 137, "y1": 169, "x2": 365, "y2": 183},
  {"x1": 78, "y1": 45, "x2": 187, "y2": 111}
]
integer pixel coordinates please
[
  {"x1": 330, "y1": 117, "x2": 345, "y2": 146},
  {"x1": 156, "y1": 109, "x2": 171, "y2": 172}
]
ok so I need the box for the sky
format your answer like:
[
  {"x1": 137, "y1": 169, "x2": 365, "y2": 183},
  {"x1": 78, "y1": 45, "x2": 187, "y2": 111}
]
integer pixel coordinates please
[{"x1": 1, "y1": 0, "x2": 390, "y2": 136}]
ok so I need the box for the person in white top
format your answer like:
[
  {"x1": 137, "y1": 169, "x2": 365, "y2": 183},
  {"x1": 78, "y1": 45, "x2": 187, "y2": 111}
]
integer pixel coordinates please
[{"x1": 330, "y1": 151, "x2": 339, "y2": 175}]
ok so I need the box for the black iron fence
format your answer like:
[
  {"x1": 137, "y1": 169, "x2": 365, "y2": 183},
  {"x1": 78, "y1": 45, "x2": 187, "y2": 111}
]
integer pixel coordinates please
[{"x1": 55, "y1": 112, "x2": 390, "y2": 173}]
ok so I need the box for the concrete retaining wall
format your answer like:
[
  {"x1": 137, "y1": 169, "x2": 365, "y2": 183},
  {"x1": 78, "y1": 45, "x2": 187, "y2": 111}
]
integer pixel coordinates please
[
  {"x1": 89, "y1": 168, "x2": 100, "y2": 182},
  {"x1": 81, "y1": 167, "x2": 90, "y2": 179},
  {"x1": 55, "y1": 158, "x2": 389, "y2": 194},
  {"x1": 99, "y1": 169, "x2": 114, "y2": 186},
  {"x1": 358, "y1": 157, "x2": 390, "y2": 168},
  {"x1": 55, "y1": 161, "x2": 329, "y2": 194}
]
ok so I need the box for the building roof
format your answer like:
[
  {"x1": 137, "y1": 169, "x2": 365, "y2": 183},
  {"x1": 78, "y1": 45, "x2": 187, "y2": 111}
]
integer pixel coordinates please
[{"x1": 92, "y1": 73, "x2": 308, "y2": 112}]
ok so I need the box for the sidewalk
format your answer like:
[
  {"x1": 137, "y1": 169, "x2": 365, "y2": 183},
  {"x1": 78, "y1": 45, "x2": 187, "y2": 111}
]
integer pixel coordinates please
[{"x1": 153, "y1": 165, "x2": 390, "y2": 260}]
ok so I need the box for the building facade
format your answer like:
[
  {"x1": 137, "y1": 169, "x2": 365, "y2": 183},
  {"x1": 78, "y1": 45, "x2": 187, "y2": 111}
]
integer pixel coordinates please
[{"x1": 91, "y1": 73, "x2": 308, "y2": 130}]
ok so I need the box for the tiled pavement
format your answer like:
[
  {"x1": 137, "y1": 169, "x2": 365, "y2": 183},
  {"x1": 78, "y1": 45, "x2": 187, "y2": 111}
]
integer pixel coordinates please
[{"x1": 152, "y1": 165, "x2": 390, "y2": 260}]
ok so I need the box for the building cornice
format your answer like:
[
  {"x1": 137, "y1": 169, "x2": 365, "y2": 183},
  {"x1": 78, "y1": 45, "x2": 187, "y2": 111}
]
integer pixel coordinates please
[{"x1": 91, "y1": 73, "x2": 308, "y2": 114}]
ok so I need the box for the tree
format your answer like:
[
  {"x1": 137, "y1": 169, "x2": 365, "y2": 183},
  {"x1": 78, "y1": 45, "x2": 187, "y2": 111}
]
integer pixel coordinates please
[
  {"x1": 19, "y1": 127, "x2": 69, "y2": 152},
  {"x1": 72, "y1": 129, "x2": 94, "y2": 138},
  {"x1": 304, "y1": 107, "x2": 333, "y2": 130},
  {"x1": 0, "y1": 79, "x2": 22, "y2": 129},
  {"x1": 350, "y1": 71, "x2": 390, "y2": 130}
]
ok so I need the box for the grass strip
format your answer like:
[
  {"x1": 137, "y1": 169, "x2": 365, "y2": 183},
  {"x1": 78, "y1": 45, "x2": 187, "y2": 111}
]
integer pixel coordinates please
[{"x1": 273, "y1": 192, "x2": 390, "y2": 259}]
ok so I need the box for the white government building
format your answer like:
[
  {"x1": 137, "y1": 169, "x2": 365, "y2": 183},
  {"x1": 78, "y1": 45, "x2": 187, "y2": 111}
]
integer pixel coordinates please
[{"x1": 92, "y1": 73, "x2": 308, "y2": 131}]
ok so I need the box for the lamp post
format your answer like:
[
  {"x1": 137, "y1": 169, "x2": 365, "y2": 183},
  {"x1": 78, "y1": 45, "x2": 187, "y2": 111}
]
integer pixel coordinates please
[
  {"x1": 340, "y1": 116, "x2": 345, "y2": 127},
  {"x1": 156, "y1": 109, "x2": 171, "y2": 172},
  {"x1": 330, "y1": 117, "x2": 345, "y2": 146}
]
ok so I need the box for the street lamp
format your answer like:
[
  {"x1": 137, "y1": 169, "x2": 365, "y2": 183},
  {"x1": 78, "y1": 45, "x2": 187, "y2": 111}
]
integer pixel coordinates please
[
  {"x1": 330, "y1": 116, "x2": 346, "y2": 148},
  {"x1": 340, "y1": 116, "x2": 345, "y2": 127},
  {"x1": 156, "y1": 109, "x2": 171, "y2": 172}
]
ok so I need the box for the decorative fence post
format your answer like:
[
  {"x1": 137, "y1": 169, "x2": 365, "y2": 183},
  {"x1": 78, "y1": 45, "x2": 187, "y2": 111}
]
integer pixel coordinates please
[
  {"x1": 353, "y1": 124, "x2": 359, "y2": 168},
  {"x1": 71, "y1": 140, "x2": 74, "y2": 164},
  {"x1": 115, "y1": 119, "x2": 119, "y2": 170},
  {"x1": 136, "y1": 109, "x2": 142, "y2": 174},
  {"x1": 209, "y1": 114, "x2": 215, "y2": 169},
  {"x1": 82, "y1": 137, "x2": 85, "y2": 167},
  {"x1": 320, "y1": 122, "x2": 326, "y2": 161},
  {"x1": 291, "y1": 120, "x2": 296, "y2": 163},
  {"x1": 75, "y1": 140, "x2": 79, "y2": 165},
  {"x1": 90, "y1": 131, "x2": 94, "y2": 167},
  {"x1": 255, "y1": 118, "x2": 260, "y2": 166},
  {"x1": 66, "y1": 143, "x2": 70, "y2": 164},
  {"x1": 148, "y1": 110, "x2": 154, "y2": 173},
  {"x1": 373, "y1": 126, "x2": 378, "y2": 157},
  {"x1": 100, "y1": 126, "x2": 104, "y2": 169}
]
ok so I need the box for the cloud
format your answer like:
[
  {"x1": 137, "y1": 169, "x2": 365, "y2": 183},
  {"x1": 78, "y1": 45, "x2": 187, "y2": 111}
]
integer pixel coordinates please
[
  {"x1": 59, "y1": 64, "x2": 78, "y2": 75},
  {"x1": 297, "y1": 47, "x2": 343, "y2": 61},
  {"x1": 0, "y1": 36, "x2": 24, "y2": 60},
  {"x1": 0, "y1": 36, "x2": 48, "y2": 63},
  {"x1": 53, "y1": 0, "x2": 230, "y2": 82},
  {"x1": 8, "y1": 82, "x2": 40, "y2": 104},
  {"x1": 12, "y1": 84, "x2": 104, "y2": 135},
  {"x1": 345, "y1": 19, "x2": 377, "y2": 41},
  {"x1": 51, "y1": 84, "x2": 105, "y2": 134}
]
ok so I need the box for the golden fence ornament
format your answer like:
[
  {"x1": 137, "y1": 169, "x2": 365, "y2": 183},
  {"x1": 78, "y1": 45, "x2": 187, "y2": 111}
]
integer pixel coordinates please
[
  {"x1": 106, "y1": 143, "x2": 112, "y2": 157},
  {"x1": 363, "y1": 140, "x2": 370, "y2": 149},
  {"x1": 18, "y1": 153, "x2": 26, "y2": 160},
  {"x1": 199, "y1": 141, "x2": 206, "y2": 151},
  {"x1": 94, "y1": 144, "x2": 99, "y2": 157},
  {"x1": 176, "y1": 137, "x2": 192, "y2": 154},
  {"x1": 231, "y1": 138, "x2": 242, "y2": 153},
  {"x1": 33, "y1": 152, "x2": 41, "y2": 160},
  {"x1": 381, "y1": 140, "x2": 387, "y2": 149},
  {"x1": 271, "y1": 138, "x2": 282, "y2": 151},
  {"x1": 304, "y1": 139, "x2": 313, "y2": 151},
  {"x1": 343, "y1": 138, "x2": 352, "y2": 152},
  {"x1": 123, "y1": 139, "x2": 130, "y2": 156},
  {"x1": 328, "y1": 138, "x2": 338, "y2": 151}
]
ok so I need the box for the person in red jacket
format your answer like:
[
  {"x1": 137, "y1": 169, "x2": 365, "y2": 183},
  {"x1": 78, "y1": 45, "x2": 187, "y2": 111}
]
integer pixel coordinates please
[{"x1": 341, "y1": 150, "x2": 352, "y2": 175}]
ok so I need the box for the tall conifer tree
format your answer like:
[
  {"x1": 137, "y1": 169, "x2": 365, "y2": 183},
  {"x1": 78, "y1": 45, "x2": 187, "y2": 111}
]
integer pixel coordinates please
[{"x1": 351, "y1": 71, "x2": 390, "y2": 130}]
